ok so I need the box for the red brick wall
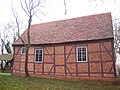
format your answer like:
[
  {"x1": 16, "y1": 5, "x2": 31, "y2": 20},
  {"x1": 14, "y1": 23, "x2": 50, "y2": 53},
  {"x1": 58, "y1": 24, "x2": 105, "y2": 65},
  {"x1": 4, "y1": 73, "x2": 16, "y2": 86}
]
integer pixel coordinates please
[{"x1": 13, "y1": 39, "x2": 116, "y2": 80}]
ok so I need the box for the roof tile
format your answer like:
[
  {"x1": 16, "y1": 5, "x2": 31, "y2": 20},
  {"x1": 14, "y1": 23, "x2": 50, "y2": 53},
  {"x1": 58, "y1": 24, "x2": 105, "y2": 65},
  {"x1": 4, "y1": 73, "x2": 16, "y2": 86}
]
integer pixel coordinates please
[{"x1": 14, "y1": 12, "x2": 113, "y2": 45}]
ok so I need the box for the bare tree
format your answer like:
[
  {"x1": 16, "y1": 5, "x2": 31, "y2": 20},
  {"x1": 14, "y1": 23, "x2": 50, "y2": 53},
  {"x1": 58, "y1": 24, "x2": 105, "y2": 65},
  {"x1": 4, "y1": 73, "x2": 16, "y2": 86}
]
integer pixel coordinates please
[
  {"x1": 0, "y1": 21, "x2": 17, "y2": 71},
  {"x1": 114, "y1": 18, "x2": 120, "y2": 52},
  {"x1": 4, "y1": 22, "x2": 18, "y2": 43},
  {"x1": 0, "y1": 28, "x2": 9, "y2": 55},
  {"x1": 0, "y1": 21, "x2": 19, "y2": 54},
  {"x1": 11, "y1": 0, "x2": 45, "y2": 77},
  {"x1": 63, "y1": 0, "x2": 67, "y2": 15}
]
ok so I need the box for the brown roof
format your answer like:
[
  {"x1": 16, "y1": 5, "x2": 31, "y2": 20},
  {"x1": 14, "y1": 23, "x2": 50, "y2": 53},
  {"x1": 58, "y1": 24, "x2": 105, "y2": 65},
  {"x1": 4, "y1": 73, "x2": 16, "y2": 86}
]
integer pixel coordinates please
[{"x1": 14, "y1": 12, "x2": 113, "y2": 45}]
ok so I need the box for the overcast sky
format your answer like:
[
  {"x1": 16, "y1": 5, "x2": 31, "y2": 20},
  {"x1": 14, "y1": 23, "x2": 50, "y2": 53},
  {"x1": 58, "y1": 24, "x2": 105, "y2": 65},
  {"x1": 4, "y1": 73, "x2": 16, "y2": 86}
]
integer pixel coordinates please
[
  {"x1": 0, "y1": 0, "x2": 120, "y2": 25},
  {"x1": 0, "y1": 0, "x2": 120, "y2": 54}
]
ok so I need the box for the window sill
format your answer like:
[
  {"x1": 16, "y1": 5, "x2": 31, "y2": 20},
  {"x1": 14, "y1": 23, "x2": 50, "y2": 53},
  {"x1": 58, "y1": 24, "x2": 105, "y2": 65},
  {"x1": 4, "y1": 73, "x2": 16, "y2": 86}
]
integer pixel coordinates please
[
  {"x1": 77, "y1": 61, "x2": 88, "y2": 63},
  {"x1": 34, "y1": 61, "x2": 43, "y2": 64}
]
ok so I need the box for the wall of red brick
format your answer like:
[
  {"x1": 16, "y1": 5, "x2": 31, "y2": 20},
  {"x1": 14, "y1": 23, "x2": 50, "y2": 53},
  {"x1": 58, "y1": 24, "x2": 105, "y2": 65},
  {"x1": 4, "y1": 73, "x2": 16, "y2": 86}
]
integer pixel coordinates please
[{"x1": 13, "y1": 39, "x2": 116, "y2": 80}]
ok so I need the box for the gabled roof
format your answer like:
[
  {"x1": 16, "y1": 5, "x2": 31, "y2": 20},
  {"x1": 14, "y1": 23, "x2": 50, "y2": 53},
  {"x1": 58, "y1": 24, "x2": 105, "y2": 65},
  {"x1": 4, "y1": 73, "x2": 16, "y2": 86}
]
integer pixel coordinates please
[{"x1": 14, "y1": 12, "x2": 113, "y2": 45}]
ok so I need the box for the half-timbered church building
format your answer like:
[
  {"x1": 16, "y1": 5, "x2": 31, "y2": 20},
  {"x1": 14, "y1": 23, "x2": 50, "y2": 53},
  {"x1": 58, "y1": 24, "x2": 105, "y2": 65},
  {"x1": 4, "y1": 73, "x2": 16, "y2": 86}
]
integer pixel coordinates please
[{"x1": 13, "y1": 12, "x2": 116, "y2": 81}]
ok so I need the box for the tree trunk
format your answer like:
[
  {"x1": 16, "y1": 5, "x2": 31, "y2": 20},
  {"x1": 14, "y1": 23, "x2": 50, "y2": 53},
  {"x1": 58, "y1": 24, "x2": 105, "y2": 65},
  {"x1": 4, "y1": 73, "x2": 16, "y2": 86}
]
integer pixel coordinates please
[
  {"x1": 11, "y1": 0, "x2": 42, "y2": 78},
  {"x1": 24, "y1": 15, "x2": 32, "y2": 77},
  {"x1": 25, "y1": 46, "x2": 29, "y2": 77},
  {"x1": 1, "y1": 60, "x2": 3, "y2": 71}
]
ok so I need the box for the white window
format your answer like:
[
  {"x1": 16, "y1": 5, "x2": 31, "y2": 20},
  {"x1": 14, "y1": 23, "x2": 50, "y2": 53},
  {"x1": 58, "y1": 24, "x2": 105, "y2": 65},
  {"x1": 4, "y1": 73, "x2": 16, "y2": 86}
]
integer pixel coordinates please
[
  {"x1": 21, "y1": 47, "x2": 26, "y2": 54},
  {"x1": 76, "y1": 46, "x2": 87, "y2": 62},
  {"x1": 35, "y1": 49, "x2": 43, "y2": 63}
]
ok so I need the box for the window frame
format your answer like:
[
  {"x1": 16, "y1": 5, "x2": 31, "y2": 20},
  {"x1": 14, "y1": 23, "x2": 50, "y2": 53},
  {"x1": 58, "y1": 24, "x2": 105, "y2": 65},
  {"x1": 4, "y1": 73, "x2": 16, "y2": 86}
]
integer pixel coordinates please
[
  {"x1": 76, "y1": 46, "x2": 88, "y2": 62},
  {"x1": 35, "y1": 49, "x2": 43, "y2": 63},
  {"x1": 21, "y1": 47, "x2": 26, "y2": 54}
]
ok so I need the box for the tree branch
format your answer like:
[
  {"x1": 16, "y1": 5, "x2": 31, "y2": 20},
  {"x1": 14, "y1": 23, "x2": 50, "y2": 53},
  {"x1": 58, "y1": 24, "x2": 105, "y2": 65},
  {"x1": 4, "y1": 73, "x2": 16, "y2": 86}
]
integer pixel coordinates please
[
  {"x1": 20, "y1": 0, "x2": 29, "y2": 16},
  {"x1": 63, "y1": 0, "x2": 67, "y2": 15}
]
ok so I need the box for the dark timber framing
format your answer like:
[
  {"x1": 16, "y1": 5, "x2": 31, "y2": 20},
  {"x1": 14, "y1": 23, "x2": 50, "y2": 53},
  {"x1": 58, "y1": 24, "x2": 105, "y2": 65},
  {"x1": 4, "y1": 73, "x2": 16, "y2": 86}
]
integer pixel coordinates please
[
  {"x1": 99, "y1": 42, "x2": 104, "y2": 77},
  {"x1": 13, "y1": 38, "x2": 116, "y2": 80}
]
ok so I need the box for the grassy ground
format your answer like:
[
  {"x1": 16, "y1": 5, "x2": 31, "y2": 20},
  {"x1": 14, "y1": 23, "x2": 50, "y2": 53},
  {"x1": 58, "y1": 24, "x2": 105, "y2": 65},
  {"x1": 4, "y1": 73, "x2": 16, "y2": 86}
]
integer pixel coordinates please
[
  {"x1": 0, "y1": 73, "x2": 11, "y2": 75},
  {"x1": 0, "y1": 74, "x2": 120, "y2": 90}
]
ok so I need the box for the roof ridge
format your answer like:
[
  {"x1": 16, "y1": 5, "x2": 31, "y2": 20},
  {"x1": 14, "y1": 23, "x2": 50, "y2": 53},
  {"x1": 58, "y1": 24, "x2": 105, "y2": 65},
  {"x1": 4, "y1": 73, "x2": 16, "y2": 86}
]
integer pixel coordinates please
[
  {"x1": 31, "y1": 12, "x2": 111, "y2": 26},
  {"x1": 14, "y1": 12, "x2": 113, "y2": 45}
]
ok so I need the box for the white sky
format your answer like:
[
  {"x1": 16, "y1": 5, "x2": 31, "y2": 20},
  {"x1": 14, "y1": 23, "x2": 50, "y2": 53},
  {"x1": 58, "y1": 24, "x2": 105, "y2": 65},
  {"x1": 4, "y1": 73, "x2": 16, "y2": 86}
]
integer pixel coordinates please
[{"x1": 0, "y1": 0, "x2": 120, "y2": 25}]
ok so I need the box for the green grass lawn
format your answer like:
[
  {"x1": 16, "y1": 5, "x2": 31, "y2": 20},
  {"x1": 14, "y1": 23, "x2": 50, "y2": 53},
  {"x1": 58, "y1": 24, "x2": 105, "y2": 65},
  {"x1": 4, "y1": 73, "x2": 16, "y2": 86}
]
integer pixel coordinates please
[
  {"x1": 0, "y1": 75, "x2": 120, "y2": 90},
  {"x1": 0, "y1": 73, "x2": 11, "y2": 75}
]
